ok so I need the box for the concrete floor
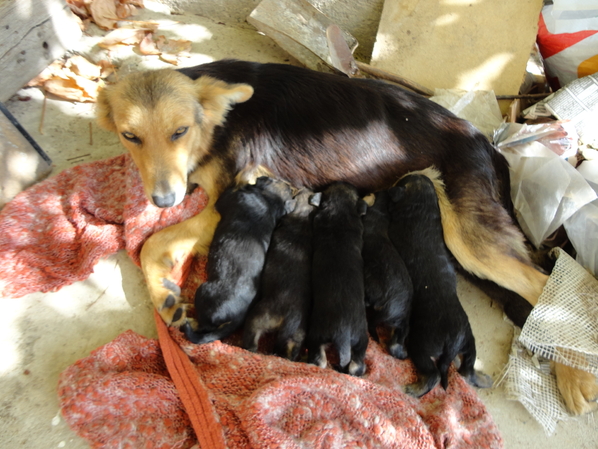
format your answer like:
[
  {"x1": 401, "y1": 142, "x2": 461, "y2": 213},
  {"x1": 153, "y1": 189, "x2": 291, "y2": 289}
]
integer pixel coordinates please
[{"x1": 1, "y1": 2, "x2": 597, "y2": 448}]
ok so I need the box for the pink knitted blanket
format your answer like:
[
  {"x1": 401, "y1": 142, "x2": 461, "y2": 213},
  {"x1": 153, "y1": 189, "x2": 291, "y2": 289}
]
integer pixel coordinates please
[{"x1": 0, "y1": 154, "x2": 503, "y2": 448}]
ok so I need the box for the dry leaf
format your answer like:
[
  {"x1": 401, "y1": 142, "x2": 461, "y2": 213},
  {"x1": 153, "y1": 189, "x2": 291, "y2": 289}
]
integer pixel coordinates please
[
  {"x1": 159, "y1": 53, "x2": 179, "y2": 65},
  {"x1": 67, "y1": 55, "x2": 102, "y2": 79},
  {"x1": 98, "y1": 27, "x2": 151, "y2": 48},
  {"x1": 66, "y1": 0, "x2": 93, "y2": 20},
  {"x1": 156, "y1": 38, "x2": 191, "y2": 55},
  {"x1": 139, "y1": 33, "x2": 160, "y2": 55},
  {"x1": 98, "y1": 60, "x2": 116, "y2": 78},
  {"x1": 89, "y1": 0, "x2": 120, "y2": 29},
  {"x1": 26, "y1": 61, "x2": 68, "y2": 87},
  {"x1": 43, "y1": 76, "x2": 100, "y2": 103}
]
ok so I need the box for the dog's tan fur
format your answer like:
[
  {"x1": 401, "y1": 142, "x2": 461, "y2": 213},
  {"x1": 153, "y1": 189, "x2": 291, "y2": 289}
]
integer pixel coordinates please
[{"x1": 96, "y1": 67, "x2": 597, "y2": 415}]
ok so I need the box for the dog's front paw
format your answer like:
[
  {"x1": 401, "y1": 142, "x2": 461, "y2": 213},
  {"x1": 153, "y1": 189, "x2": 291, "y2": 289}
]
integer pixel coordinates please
[
  {"x1": 554, "y1": 362, "x2": 598, "y2": 415},
  {"x1": 157, "y1": 278, "x2": 188, "y2": 326}
]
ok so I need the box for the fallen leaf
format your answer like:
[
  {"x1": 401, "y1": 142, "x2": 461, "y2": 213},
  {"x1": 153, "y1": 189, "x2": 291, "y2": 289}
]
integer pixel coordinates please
[
  {"x1": 98, "y1": 27, "x2": 151, "y2": 48},
  {"x1": 159, "y1": 53, "x2": 179, "y2": 65},
  {"x1": 98, "y1": 60, "x2": 116, "y2": 78},
  {"x1": 66, "y1": 0, "x2": 92, "y2": 20},
  {"x1": 26, "y1": 61, "x2": 68, "y2": 87},
  {"x1": 67, "y1": 55, "x2": 102, "y2": 79},
  {"x1": 89, "y1": 0, "x2": 120, "y2": 29},
  {"x1": 139, "y1": 33, "x2": 160, "y2": 55},
  {"x1": 156, "y1": 38, "x2": 192, "y2": 55},
  {"x1": 43, "y1": 76, "x2": 100, "y2": 102}
]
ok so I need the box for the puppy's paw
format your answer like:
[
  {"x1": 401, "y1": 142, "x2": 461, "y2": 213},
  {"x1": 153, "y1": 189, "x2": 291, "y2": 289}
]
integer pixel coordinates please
[
  {"x1": 554, "y1": 362, "x2": 598, "y2": 415},
  {"x1": 404, "y1": 373, "x2": 439, "y2": 398},
  {"x1": 347, "y1": 360, "x2": 366, "y2": 377},
  {"x1": 465, "y1": 370, "x2": 494, "y2": 389},
  {"x1": 154, "y1": 278, "x2": 188, "y2": 326},
  {"x1": 388, "y1": 342, "x2": 408, "y2": 360}
]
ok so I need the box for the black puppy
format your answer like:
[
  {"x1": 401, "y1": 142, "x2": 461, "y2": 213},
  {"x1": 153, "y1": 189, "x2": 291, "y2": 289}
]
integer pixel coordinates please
[
  {"x1": 306, "y1": 182, "x2": 369, "y2": 376},
  {"x1": 182, "y1": 177, "x2": 294, "y2": 344},
  {"x1": 242, "y1": 189, "x2": 316, "y2": 360},
  {"x1": 387, "y1": 172, "x2": 492, "y2": 397},
  {"x1": 362, "y1": 190, "x2": 413, "y2": 359}
]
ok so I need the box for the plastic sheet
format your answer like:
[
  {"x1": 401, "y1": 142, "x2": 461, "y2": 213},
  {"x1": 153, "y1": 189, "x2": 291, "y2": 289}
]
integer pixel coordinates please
[{"x1": 495, "y1": 123, "x2": 596, "y2": 248}]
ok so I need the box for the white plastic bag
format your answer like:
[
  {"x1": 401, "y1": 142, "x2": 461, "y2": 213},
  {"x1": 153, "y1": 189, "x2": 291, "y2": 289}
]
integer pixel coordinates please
[{"x1": 497, "y1": 137, "x2": 596, "y2": 248}]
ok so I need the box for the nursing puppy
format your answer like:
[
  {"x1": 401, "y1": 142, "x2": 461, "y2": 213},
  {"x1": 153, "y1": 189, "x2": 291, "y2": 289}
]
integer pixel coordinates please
[
  {"x1": 242, "y1": 189, "x2": 316, "y2": 360},
  {"x1": 387, "y1": 170, "x2": 492, "y2": 397},
  {"x1": 362, "y1": 190, "x2": 413, "y2": 359},
  {"x1": 182, "y1": 177, "x2": 294, "y2": 344},
  {"x1": 306, "y1": 182, "x2": 369, "y2": 376}
]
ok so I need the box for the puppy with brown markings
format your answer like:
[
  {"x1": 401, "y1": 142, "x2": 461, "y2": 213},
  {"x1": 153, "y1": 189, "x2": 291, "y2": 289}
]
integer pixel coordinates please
[
  {"x1": 307, "y1": 182, "x2": 369, "y2": 376},
  {"x1": 96, "y1": 59, "x2": 596, "y2": 414},
  {"x1": 387, "y1": 170, "x2": 492, "y2": 397},
  {"x1": 242, "y1": 189, "x2": 316, "y2": 360},
  {"x1": 362, "y1": 190, "x2": 413, "y2": 359},
  {"x1": 182, "y1": 177, "x2": 294, "y2": 344}
]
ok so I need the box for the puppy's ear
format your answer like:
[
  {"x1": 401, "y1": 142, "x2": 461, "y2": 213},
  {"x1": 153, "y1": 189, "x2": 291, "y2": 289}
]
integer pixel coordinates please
[
  {"x1": 284, "y1": 199, "x2": 297, "y2": 214},
  {"x1": 356, "y1": 199, "x2": 368, "y2": 216},
  {"x1": 309, "y1": 192, "x2": 322, "y2": 207},
  {"x1": 95, "y1": 86, "x2": 117, "y2": 132},
  {"x1": 388, "y1": 186, "x2": 405, "y2": 202},
  {"x1": 254, "y1": 176, "x2": 271, "y2": 188},
  {"x1": 195, "y1": 76, "x2": 254, "y2": 126}
]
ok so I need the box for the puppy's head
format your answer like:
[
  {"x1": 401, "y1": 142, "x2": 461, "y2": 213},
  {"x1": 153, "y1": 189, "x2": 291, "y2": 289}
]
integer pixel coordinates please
[
  {"x1": 388, "y1": 173, "x2": 436, "y2": 205},
  {"x1": 97, "y1": 69, "x2": 253, "y2": 207},
  {"x1": 254, "y1": 177, "x2": 295, "y2": 213},
  {"x1": 316, "y1": 182, "x2": 368, "y2": 217}
]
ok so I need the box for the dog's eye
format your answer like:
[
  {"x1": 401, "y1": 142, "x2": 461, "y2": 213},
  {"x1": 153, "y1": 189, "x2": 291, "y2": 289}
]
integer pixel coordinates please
[
  {"x1": 121, "y1": 132, "x2": 141, "y2": 144},
  {"x1": 171, "y1": 126, "x2": 189, "y2": 141}
]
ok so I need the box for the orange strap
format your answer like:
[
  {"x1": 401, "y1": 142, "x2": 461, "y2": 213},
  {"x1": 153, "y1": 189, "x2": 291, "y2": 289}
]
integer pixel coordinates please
[{"x1": 155, "y1": 310, "x2": 227, "y2": 449}]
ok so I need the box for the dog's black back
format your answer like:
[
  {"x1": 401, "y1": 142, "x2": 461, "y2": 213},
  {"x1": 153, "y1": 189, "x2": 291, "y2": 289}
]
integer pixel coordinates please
[
  {"x1": 183, "y1": 177, "x2": 293, "y2": 344},
  {"x1": 242, "y1": 189, "x2": 316, "y2": 360},
  {"x1": 387, "y1": 174, "x2": 491, "y2": 396},
  {"x1": 362, "y1": 190, "x2": 413, "y2": 359},
  {"x1": 306, "y1": 182, "x2": 369, "y2": 376}
]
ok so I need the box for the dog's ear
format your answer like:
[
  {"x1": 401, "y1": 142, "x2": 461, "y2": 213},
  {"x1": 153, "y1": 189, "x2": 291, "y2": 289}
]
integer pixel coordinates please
[
  {"x1": 284, "y1": 199, "x2": 297, "y2": 214},
  {"x1": 356, "y1": 198, "x2": 368, "y2": 216},
  {"x1": 195, "y1": 76, "x2": 254, "y2": 126},
  {"x1": 388, "y1": 186, "x2": 405, "y2": 202},
  {"x1": 95, "y1": 86, "x2": 117, "y2": 132},
  {"x1": 309, "y1": 192, "x2": 322, "y2": 207}
]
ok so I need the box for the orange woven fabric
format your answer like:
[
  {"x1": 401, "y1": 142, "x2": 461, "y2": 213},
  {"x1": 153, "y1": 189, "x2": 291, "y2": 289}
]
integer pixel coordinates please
[{"x1": 1, "y1": 155, "x2": 503, "y2": 448}]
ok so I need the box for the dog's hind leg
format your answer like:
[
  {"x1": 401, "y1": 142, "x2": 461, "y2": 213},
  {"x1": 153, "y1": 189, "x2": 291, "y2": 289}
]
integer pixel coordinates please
[{"x1": 140, "y1": 160, "x2": 230, "y2": 326}]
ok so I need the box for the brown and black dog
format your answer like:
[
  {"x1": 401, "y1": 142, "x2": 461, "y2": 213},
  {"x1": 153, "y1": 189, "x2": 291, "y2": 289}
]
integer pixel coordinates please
[{"x1": 96, "y1": 59, "x2": 597, "y2": 414}]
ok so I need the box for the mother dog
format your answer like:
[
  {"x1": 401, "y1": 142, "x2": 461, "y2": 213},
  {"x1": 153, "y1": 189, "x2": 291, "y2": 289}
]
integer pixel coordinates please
[{"x1": 96, "y1": 59, "x2": 596, "y2": 414}]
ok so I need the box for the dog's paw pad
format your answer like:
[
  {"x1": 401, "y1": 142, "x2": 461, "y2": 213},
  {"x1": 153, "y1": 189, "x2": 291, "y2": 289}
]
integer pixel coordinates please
[
  {"x1": 172, "y1": 307, "x2": 184, "y2": 324},
  {"x1": 164, "y1": 294, "x2": 176, "y2": 309}
]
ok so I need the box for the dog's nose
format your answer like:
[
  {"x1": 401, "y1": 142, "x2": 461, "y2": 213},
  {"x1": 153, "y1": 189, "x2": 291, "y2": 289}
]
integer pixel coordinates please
[{"x1": 152, "y1": 192, "x2": 176, "y2": 208}]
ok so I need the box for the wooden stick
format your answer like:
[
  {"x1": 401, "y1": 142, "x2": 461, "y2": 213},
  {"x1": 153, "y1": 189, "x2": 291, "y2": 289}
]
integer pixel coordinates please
[
  {"x1": 355, "y1": 61, "x2": 434, "y2": 96},
  {"x1": 89, "y1": 122, "x2": 93, "y2": 146},
  {"x1": 39, "y1": 93, "x2": 47, "y2": 135},
  {"x1": 496, "y1": 92, "x2": 552, "y2": 100}
]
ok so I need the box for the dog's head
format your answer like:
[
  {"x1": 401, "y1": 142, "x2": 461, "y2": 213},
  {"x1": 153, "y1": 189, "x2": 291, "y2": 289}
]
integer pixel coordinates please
[{"x1": 96, "y1": 69, "x2": 253, "y2": 207}]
